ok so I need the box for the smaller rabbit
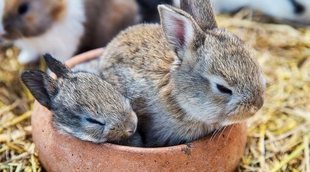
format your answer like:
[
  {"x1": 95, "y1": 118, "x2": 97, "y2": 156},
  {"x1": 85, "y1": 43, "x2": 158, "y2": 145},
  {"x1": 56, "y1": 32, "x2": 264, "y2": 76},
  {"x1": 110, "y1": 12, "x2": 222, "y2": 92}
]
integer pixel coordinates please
[{"x1": 21, "y1": 54, "x2": 141, "y2": 146}]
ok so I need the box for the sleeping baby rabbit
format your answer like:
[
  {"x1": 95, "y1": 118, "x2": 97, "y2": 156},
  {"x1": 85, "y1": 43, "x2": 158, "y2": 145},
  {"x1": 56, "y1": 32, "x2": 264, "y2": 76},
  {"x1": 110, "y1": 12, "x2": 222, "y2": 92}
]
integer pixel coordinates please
[
  {"x1": 99, "y1": 0, "x2": 266, "y2": 147},
  {"x1": 21, "y1": 54, "x2": 142, "y2": 146},
  {"x1": 0, "y1": 0, "x2": 138, "y2": 64}
]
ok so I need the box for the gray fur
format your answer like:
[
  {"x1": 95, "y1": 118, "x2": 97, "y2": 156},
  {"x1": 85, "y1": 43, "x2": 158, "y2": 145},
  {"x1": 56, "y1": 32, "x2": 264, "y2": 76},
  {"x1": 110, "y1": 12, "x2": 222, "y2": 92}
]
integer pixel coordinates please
[
  {"x1": 180, "y1": 0, "x2": 218, "y2": 30},
  {"x1": 99, "y1": 0, "x2": 265, "y2": 147},
  {"x1": 21, "y1": 54, "x2": 142, "y2": 146}
]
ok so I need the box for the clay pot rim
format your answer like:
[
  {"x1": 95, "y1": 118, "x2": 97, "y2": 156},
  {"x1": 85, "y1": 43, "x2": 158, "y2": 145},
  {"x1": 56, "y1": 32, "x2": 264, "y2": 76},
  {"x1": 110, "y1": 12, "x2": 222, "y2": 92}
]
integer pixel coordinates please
[
  {"x1": 43, "y1": 48, "x2": 242, "y2": 152},
  {"x1": 36, "y1": 102, "x2": 245, "y2": 154}
]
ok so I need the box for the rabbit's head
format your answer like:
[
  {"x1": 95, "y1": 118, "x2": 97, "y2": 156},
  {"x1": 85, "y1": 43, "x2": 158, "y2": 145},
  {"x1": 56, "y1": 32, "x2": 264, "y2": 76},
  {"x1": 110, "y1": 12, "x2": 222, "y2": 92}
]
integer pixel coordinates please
[
  {"x1": 0, "y1": 0, "x2": 67, "y2": 39},
  {"x1": 21, "y1": 54, "x2": 138, "y2": 143},
  {"x1": 159, "y1": 0, "x2": 265, "y2": 126}
]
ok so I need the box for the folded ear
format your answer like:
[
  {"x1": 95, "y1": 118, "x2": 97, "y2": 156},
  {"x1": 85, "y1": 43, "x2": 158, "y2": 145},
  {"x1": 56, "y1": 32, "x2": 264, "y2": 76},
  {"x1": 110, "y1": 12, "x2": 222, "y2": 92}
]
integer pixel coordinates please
[
  {"x1": 44, "y1": 54, "x2": 70, "y2": 78},
  {"x1": 21, "y1": 70, "x2": 58, "y2": 109},
  {"x1": 158, "y1": 5, "x2": 204, "y2": 59},
  {"x1": 180, "y1": 0, "x2": 218, "y2": 31}
]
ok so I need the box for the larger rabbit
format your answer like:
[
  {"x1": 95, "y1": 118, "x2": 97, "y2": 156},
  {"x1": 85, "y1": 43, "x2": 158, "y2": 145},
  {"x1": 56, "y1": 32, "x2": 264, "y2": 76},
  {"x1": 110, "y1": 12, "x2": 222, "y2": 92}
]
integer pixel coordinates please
[
  {"x1": 0, "y1": 0, "x2": 138, "y2": 64},
  {"x1": 98, "y1": 0, "x2": 266, "y2": 147}
]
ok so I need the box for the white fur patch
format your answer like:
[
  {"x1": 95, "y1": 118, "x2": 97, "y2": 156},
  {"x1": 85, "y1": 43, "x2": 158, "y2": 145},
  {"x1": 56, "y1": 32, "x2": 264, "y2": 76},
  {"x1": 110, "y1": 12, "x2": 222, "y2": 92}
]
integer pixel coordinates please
[
  {"x1": 173, "y1": 0, "x2": 180, "y2": 8},
  {"x1": 260, "y1": 74, "x2": 267, "y2": 90},
  {"x1": 0, "y1": 0, "x2": 5, "y2": 35},
  {"x1": 14, "y1": 0, "x2": 86, "y2": 64}
]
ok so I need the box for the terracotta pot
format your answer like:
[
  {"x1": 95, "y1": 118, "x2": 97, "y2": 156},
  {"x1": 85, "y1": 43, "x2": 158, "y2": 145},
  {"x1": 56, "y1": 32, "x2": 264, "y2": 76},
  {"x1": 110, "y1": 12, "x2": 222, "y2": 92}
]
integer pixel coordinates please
[{"x1": 31, "y1": 49, "x2": 247, "y2": 172}]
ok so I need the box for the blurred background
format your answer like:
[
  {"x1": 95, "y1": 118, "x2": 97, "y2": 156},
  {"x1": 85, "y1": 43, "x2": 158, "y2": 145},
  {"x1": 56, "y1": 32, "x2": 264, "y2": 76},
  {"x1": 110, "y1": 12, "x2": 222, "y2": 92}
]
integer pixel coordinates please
[{"x1": 0, "y1": 0, "x2": 309, "y2": 171}]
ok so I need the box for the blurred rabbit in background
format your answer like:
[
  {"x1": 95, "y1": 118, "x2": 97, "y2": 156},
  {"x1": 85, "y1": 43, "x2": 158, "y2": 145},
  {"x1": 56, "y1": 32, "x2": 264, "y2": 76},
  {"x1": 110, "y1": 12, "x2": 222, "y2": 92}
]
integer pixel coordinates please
[
  {"x1": 0, "y1": 0, "x2": 308, "y2": 65},
  {"x1": 0, "y1": 0, "x2": 139, "y2": 64},
  {"x1": 174, "y1": 0, "x2": 310, "y2": 25}
]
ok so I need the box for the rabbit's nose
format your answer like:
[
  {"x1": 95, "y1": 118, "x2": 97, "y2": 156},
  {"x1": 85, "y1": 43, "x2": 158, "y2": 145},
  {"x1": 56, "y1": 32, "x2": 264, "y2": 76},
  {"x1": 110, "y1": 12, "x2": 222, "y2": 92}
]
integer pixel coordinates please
[
  {"x1": 126, "y1": 129, "x2": 135, "y2": 135},
  {"x1": 125, "y1": 123, "x2": 137, "y2": 136},
  {"x1": 125, "y1": 126, "x2": 136, "y2": 136},
  {"x1": 248, "y1": 96, "x2": 264, "y2": 115},
  {"x1": 254, "y1": 96, "x2": 264, "y2": 109}
]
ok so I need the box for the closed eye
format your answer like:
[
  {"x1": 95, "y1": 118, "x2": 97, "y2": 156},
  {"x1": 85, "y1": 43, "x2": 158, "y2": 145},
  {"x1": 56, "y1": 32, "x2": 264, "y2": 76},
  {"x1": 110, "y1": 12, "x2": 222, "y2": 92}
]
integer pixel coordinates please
[
  {"x1": 85, "y1": 117, "x2": 105, "y2": 126},
  {"x1": 216, "y1": 84, "x2": 232, "y2": 95}
]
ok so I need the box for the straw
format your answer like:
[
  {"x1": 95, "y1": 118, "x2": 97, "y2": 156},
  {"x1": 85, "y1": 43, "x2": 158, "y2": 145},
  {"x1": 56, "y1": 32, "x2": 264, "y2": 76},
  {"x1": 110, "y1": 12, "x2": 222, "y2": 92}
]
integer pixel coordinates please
[{"x1": 0, "y1": 10, "x2": 309, "y2": 171}]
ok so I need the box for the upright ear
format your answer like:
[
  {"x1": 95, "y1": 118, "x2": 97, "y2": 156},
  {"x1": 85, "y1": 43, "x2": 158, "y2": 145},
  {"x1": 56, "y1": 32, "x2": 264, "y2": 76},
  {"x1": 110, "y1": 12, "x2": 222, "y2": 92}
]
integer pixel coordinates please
[
  {"x1": 180, "y1": 0, "x2": 218, "y2": 31},
  {"x1": 44, "y1": 54, "x2": 70, "y2": 78},
  {"x1": 21, "y1": 70, "x2": 58, "y2": 109},
  {"x1": 158, "y1": 5, "x2": 204, "y2": 59}
]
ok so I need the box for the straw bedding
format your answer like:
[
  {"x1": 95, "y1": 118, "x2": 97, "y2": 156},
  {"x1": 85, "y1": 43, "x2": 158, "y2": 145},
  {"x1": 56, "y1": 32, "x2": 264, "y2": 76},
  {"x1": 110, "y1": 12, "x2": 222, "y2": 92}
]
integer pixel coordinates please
[{"x1": 0, "y1": 13, "x2": 309, "y2": 171}]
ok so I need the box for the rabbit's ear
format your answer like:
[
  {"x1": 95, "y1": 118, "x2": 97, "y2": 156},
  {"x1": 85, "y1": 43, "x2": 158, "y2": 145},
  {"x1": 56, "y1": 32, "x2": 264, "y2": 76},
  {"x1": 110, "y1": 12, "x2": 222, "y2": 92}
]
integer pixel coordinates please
[
  {"x1": 44, "y1": 54, "x2": 70, "y2": 78},
  {"x1": 21, "y1": 70, "x2": 58, "y2": 109},
  {"x1": 180, "y1": 0, "x2": 217, "y2": 31},
  {"x1": 159, "y1": 5, "x2": 204, "y2": 59}
]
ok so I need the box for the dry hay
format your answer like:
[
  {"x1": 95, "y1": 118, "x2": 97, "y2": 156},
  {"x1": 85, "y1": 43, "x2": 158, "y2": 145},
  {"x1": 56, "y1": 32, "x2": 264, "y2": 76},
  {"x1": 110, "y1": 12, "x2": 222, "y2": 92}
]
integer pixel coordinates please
[
  {"x1": 217, "y1": 13, "x2": 310, "y2": 171},
  {"x1": 0, "y1": 47, "x2": 41, "y2": 171},
  {"x1": 0, "y1": 13, "x2": 309, "y2": 171}
]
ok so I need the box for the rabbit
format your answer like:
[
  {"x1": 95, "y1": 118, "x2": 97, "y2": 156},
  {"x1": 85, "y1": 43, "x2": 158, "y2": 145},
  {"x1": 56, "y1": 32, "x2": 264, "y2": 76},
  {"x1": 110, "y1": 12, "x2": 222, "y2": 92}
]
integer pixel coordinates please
[
  {"x1": 21, "y1": 54, "x2": 142, "y2": 146},
  {"x1": 248, "y1": 0, "x2": 310, "y2": 24},
  {"x1": 207, "y1": 0, "x2": 310, "y2": 25},
  {"x1": 0, "y1": 0, "x2": 138, "y2": 64},
  {"x1": 98, "y1": 0, "x2": 266, "y2": 147}
]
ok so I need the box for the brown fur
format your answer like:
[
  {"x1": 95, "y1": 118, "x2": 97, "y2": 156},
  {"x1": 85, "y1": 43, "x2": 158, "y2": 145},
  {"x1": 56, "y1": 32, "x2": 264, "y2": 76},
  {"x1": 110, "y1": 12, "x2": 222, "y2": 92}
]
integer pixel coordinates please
[
  {"x1": 3, "y1": 0, "x2": 67, "y2": 39},
  {"x1": 51, "y1": 0, "x2": 66, "y2": 21},
  {"x1": 77, "y1": 0, "x2": 138, "y2": 53}
]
